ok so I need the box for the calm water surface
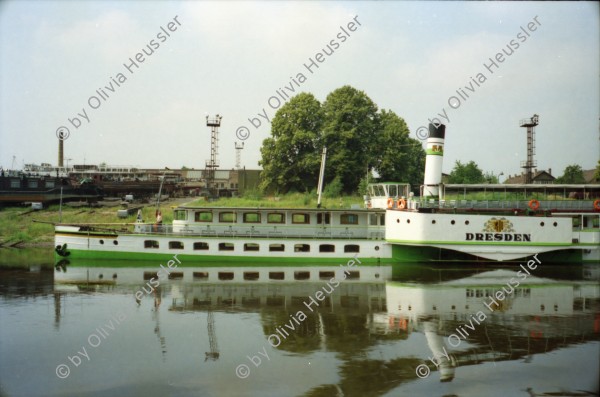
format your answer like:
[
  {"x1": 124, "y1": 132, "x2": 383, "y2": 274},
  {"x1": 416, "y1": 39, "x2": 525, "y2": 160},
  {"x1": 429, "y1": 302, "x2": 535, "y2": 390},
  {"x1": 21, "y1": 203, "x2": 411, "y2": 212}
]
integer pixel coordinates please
[{"x1": 0, "y1": 248, "x2": 598, "y2": 397}]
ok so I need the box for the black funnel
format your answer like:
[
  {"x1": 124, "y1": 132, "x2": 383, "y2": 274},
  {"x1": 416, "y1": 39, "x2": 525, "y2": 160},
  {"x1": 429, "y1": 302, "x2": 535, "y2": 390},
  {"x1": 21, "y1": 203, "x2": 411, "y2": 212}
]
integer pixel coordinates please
[{"x1": 428, "y1": 123, "x2": 445, "y2": 139}]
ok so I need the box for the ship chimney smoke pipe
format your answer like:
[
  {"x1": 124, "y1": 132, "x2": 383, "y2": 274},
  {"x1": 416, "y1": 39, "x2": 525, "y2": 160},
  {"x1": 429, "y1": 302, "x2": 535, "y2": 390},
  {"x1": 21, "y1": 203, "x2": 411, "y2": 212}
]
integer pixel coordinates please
[
  {"x1": 423, "y1": 123, "x2": 445, "y2": 198},
  {"x1": 58, "y1": 139, "x2": 64, "y2": 168}
]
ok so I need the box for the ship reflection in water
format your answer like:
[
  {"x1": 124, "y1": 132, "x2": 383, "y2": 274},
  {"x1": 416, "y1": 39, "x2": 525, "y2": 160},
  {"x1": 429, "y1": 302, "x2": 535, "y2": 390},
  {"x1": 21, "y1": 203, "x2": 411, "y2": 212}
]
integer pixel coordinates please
[{"x1": 0, "y1": 253, "x2": 598, "y2": 397}]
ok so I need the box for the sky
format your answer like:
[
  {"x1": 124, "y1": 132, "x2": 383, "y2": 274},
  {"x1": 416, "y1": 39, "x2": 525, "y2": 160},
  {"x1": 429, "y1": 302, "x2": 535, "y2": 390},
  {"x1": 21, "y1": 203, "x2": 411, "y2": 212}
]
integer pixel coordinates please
[{"x1": 0, "y1": 1, "x2": 598, "y2": 181}]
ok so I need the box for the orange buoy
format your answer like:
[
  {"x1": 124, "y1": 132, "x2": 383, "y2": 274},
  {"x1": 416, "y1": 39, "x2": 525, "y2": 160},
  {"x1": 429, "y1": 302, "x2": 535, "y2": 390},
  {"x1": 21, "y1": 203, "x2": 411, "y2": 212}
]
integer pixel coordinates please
[
  {"x1": 387, "y1": 198, "x2": 394, "y2": 209},
  {"x1": 594, "y1": 199, "x2": 600, "y2": 210},
  {"x1": 397, "y1": 199, "x2": 407, "y2": 209},
  {"x1": 528, "y1": 199, "x2": 540, "y2": 210}
]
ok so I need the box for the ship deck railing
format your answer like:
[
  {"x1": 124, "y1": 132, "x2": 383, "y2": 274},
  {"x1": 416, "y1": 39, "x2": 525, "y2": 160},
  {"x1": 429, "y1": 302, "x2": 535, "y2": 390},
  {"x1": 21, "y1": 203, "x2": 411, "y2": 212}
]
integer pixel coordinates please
[
  {"x1": 131, "y1": 224, "x2": 385, "y2": 239},
  {"x1": 418, "y1": 199, "x2": 598, "y2": 211}
]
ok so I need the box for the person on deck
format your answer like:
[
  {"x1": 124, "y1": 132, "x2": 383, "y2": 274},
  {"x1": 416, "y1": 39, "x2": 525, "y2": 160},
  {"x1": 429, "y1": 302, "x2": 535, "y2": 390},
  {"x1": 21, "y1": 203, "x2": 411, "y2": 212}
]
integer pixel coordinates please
[{"x1": 155, "y1": 210, "x2": 163, "y2": 232}]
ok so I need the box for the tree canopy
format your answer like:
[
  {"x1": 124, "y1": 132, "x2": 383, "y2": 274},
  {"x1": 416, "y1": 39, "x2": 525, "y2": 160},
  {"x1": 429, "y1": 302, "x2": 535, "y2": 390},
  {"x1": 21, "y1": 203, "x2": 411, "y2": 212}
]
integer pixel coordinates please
[
  {"x1": 483, "y1": 172, "x2": 499, "y2": 184},
  {"x1": 259, "y1": 93, "x2": 323, "y2": 192},
  {"x1": 555, "y1": 164, "x2": 585, "y2": 184},
  {"x1": 447, "y1": 160, "x2": 486, "y2": 184},
  {"x1": 259, "y1": 86, "x2": 425, "y2": 194}
]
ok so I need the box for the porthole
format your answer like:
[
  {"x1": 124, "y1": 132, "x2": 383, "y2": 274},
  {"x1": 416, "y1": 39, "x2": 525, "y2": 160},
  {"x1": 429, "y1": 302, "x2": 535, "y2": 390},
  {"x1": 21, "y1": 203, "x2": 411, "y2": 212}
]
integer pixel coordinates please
[
  {"x1": 243, "y1": 272, "x2": 260, "y2": 281},
  {"x1": 432, "y1": 220, "x2": 436, "y2": 224},
  {"x1": 294, "y1": 271, "x2": 310, "y2": 280},
  {"x1": 113, "y1": 240, "x2": 118, "y2": 245},
  {"x1": 218, "y1": 272, "x2": 234, "y2": 281},
  {"x1": 99, "y1": 274, "x2": 103, "y2": 279},
  {"x1": 99, "y1": 239, "x2": 104, "y2": 245},
  {"x1": 540, "y1": 304, "x2": 545, "y2": 311},
  {"x1": 553, "y1": 222, "x2": 558, "y2": 227},
  {"x1": 346, "y1": 271, "x2": 360, "y2": 280},
  {"x1": 465, "y1": 220, "x2": 469, "y2": 225},
  {"x1": 540, "y1": 222, "x2": 545, "y2": 227},
  {"x1": 406, "y1": 219, "x2": 410, "y2": 224},
  {"x1": 451, "y1": 220, "x2": 455, "y2": 225},
  {"x1": 375, "y1": 246, "x2": 380, "y2": 251},
  {"x1": 194, "y1": 272, "x2": 209, "y2": 280},
  {"x1": 396, "y1": 219, "x2": 400, "y2": 223},
  {"x1": 112, "y1": 273, "x2": 117, "y2": 279}
]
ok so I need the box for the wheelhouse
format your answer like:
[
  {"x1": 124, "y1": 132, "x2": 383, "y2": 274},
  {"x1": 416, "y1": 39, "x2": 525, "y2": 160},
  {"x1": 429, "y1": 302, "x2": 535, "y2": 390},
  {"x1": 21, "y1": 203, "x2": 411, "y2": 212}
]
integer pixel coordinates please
[{"x1": 365, "y1": 183, "x2": 412, "y2": 210}]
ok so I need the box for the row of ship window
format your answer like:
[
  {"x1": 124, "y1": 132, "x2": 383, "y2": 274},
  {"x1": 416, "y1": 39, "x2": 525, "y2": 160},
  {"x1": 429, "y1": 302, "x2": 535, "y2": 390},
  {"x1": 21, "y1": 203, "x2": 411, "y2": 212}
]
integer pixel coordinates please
[
  {"x1": 142, "y1": 240, "x2": 361, "y2": 253},
  {"x1": 175, "y1": 211, "x2": 378, "y2": 225},
  {"x1": 10, "y1": 179, "x2": 56, "y2": 188},
  {"x1": 142, "y1": 270, "x2": 362, "y2": 282}
]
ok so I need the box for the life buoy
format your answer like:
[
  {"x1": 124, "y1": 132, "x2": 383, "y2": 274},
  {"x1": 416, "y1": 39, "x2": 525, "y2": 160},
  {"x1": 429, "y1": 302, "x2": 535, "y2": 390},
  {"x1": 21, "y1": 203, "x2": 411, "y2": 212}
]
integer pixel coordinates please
[
  {"x1": 397, "y1": 199, "x2": 407, "y2": 209},
  {"x1": 528, "y1": 199, "x2": 540, "y2": 211},
  {"x1": 594, "y1": 199, "x2": 600, "y2": 210},
  {"x1": 399, "y1": 318, "x2": 408, "y2": 331},
  {"x1": 387, "y1": 198, "x2": 394, "y2": 209}
]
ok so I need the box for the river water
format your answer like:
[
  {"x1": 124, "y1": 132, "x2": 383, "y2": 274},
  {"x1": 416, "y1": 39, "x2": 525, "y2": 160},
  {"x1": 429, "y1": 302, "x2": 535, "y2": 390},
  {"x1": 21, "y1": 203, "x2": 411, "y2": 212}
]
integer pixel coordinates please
[{"x1": 0, "y1": 248, "x2": 598, "y2": 397}]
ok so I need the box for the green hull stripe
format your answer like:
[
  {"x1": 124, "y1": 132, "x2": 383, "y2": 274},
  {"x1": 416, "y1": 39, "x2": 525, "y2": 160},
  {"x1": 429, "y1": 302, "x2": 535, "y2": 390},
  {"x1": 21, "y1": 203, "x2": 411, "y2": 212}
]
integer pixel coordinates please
[
  {"x1": 387, "y1": 239, "x2": 576, "y2": 247},
  {"x1": 391, "y1": 245, "x2": 589, "y2": 263},
  {"x1": 57, "y1": 247, "x2": 596, "y2": 265},
  {"x1": 58, "y1": 249, "x2": 391, "y2": 265}
]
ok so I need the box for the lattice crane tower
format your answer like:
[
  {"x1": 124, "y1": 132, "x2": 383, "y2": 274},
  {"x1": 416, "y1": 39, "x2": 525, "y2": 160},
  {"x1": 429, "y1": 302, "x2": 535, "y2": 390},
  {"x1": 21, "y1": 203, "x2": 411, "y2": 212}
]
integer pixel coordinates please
[
  {"x1": 205, "y1": 115, "x2": 222, "y2": 192},
  {"x1": 235, "y1": 142, "x2": 244, "y2": 169},
  {"x1": 519, "y1": 114, "x2": 539, "y2": 184}
]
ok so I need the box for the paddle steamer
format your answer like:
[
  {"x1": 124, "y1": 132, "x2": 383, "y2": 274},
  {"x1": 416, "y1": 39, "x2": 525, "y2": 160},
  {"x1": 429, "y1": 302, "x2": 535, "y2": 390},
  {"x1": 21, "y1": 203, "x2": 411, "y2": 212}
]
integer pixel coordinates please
[
  {"x1": 382, "y1": 123, "x2": 600, "y2": 263},
  {"x1": 54, "y1": 198, "x2": 396, "y2": 263},
  {"x1": 54, "y1": 123, "x2": 599, "y2": 263}
]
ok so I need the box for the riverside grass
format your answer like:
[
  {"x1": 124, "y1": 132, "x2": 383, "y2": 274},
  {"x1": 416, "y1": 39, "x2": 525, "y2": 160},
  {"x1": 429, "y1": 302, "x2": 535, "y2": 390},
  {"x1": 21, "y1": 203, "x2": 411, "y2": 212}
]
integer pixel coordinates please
[{"x1": 0, "y1": 193, "x2": 363, "y2": 245}]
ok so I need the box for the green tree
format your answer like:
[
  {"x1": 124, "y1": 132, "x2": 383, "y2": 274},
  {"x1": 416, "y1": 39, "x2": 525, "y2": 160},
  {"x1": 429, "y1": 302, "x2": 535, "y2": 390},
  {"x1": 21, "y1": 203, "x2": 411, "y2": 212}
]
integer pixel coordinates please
[
  {"x1": 372, "y1": 109, "x2": 425, "y2": 188},
  {"x1": 556, "y1": 164, "x2": 585, "y2": 183},
  {"x1": 258, "y1": 93, "x2": 323, "y2": 193},
  {"x1": 321, "y1": 86, "x2": 380, "y2": 193},
  {"x1": 258, "y1": 86, "x2": 426, "y2": 194},
  {"x1": 357, "y1": 175, "x2": 370, "y2": 196},
  {"x1": 447, "y1": 160, "x2": 486, "y2": 184},
  {"x1": 593, "y1": 160, "x2": 600, "y2": 182},
  {"x1": 323, "y1": 175, "x2": 344, "y2": 198},
  {"x1": 483, "y1": 172, "x2": 499, "y2": 184}
]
